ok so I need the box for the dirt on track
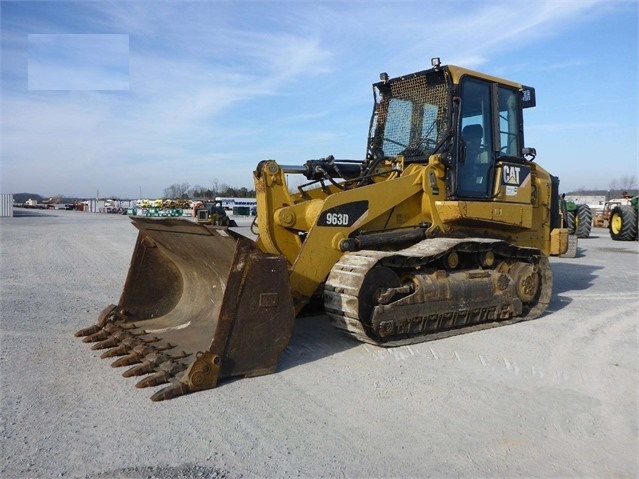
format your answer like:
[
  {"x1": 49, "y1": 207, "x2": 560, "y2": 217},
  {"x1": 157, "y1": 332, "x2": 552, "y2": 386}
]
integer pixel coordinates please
[{"x1": 1, "y1": 210, "x2": 637, "y2": 478}]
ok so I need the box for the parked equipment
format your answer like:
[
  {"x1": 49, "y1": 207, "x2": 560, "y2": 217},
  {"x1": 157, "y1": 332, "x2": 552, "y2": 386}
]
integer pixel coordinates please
[
  {"x1": 195, "y1": 202, "x2": 238, "y2": 226},
  {"x1": 76, "y1": 59, "x2": 569, "y2": 401},
  {"x1": 609, "y1": 196, "x2": 638, "y2": 241},
  {"x1": 564, "y1": 200, "x2": 592, "y2": 238}
]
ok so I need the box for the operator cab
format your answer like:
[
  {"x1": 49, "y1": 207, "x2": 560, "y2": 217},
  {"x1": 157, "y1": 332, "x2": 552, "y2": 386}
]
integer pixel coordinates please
[
  {"x1": 368, "y1": 62, "x2": 536, "y2": 202},
  {"x1": 455, "y1": 74, "x2": 535, "y2": 200}
]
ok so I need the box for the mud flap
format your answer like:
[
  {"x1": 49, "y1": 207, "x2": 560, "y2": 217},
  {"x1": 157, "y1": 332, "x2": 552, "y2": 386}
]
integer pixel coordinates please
[{"x1": 76, "y1": 218, "x2": 295, "y2": 401}]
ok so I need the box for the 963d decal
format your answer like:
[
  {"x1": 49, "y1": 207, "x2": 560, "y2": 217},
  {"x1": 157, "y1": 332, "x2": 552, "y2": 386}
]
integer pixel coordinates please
[{"x1": 318, "y1": 200, "x2": 368, "y2": 227}]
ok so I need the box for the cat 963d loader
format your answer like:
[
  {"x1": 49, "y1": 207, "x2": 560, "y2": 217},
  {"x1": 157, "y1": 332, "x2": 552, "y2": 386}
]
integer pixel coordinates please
[{"x1": 76, "y1": 58, "x2": 569, "y2": 401}]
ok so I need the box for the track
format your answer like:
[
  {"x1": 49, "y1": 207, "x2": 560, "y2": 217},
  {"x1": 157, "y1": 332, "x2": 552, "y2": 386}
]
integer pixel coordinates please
[{"x1": 324, "y1": 237, "x2": 552, "y2": 347}]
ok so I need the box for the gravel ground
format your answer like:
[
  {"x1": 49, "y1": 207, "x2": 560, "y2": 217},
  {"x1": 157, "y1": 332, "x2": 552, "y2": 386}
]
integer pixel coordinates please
[{"x1": 1, "y1": 209, "x2": 637, "y2": 478}]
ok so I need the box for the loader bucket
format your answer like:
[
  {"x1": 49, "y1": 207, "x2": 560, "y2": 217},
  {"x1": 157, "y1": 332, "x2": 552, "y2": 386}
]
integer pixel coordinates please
[{"x1": 75, "y1": 217, "x2": 295, "y2": 401}]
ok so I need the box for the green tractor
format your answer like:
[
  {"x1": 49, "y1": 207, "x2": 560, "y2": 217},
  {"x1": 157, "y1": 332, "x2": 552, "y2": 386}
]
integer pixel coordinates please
[
  {"x1": 609, "y1": 196, "x2": 638, "y2": 241},
  {"x1": 564, "y1": 200, "x2": 593, "y2": 239}
]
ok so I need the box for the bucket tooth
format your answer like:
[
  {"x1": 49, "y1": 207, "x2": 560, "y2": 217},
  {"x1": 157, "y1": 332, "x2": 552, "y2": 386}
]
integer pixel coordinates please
[
  {"x1": 121, "y1": 350, "x2": 171, "y2": 377},
  {"x1": 74, "y1": 324, "x2": 102, "y2": 338},
  {"x1": 82, "y1": 329, "x2": 110, "y2": 343},
  {"x1": 90, "y1": 329, "x2": 133, "y2": 350},
  {"x1": 110, "y1": 342, "x2": 174, "y2": 367},
  {"x1": 111, "y1": 351, "x2": 144, "y2": 368},
  {"x1": 100, "y1": 335, "x2": 149, "y2": 360},
  {"x1": 104, "y1": 325, "x2": 140, "y2": 339},
  {"x1": 150, "y1": 381, "x2": 189, "y2": 402},
  {"x1": 136, "y1": 370, "x2": 172, "y2": 389},
  {"x1": 90, "y1": 336, "x2": 120, "y2": 350},
  {"x1": 101, "y1": 344, "x2": 130, "y2": 359},
  {"x1": 150, "y1": 351, "x2": 222, "y2": 401},
  {"x1": 121, "y1": 337, "x2": 150, "y2": 349},
  {"x1": 110, "y1": 345, "x2": 152, "y2": 367},
  {"x1": 75, "y1": 304, "x2": 118, "y2": 337},
  {"x1": 123, "y1": 361, "x2": 155, "y2": 378}
]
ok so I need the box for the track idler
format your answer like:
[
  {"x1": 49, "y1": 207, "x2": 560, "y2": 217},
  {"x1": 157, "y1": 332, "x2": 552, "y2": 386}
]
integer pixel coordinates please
[{"x1": 75, "y1": 218, "x2": 295, "y2": 401}]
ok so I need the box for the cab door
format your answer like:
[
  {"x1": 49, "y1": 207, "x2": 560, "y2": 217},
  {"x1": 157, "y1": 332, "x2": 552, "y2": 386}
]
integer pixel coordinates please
[
  {"x1": 491, "y1": 85, "x2": 532, "y2": 205},
  {"x1": 456, "y1": 77, "x2": 494, "y2": 198},
  {"x1": 455, "y1": 77, "x2": 531, "y2": 205}
]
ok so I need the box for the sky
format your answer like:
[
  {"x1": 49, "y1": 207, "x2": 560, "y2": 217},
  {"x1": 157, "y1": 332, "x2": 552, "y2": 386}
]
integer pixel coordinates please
[{"x1": 1, "y1": 0, "x2": 637, "y2": 199}]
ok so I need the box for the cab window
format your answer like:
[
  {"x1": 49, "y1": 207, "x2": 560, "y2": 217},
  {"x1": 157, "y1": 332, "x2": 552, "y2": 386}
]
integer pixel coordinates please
[
  {"x1": 457, "y1": 78, "x2": 493, "y2": 198},
  {"x1": 498, "y1": 86, "x2": 521, "y2": 158},
  {"x1": 382, "y1": 98, "x2": 412, "y2": 156}
]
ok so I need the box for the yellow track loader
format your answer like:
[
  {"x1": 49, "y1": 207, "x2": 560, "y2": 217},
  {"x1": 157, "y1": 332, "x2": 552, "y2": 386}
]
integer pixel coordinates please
[{"x1": 77, "y1": 59, "x2": 569, "y2": 401}]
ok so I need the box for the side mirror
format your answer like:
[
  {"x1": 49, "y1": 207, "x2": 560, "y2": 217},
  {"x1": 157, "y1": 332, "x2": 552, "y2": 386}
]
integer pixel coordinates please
[{"x1": 522, "y1": 147, "x2": 536, "y2": 161}]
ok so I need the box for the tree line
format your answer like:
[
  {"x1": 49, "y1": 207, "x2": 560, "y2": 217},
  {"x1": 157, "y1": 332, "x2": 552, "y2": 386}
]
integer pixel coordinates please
[
  {"x1": 567, "y1": 175, "x2": 637, "y2": 198},
  {"x1": 163, "y1": 179, "x2": 256, "y2": 200}
]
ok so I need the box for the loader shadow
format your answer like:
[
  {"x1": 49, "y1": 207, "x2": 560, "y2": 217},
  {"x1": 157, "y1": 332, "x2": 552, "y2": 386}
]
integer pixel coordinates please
[
  {"x1": 277, "y1": 314, "x2": 358, "y2": 372},
  {"x1": 544, "y1": 262, "x2": 602, "y2": 314}
]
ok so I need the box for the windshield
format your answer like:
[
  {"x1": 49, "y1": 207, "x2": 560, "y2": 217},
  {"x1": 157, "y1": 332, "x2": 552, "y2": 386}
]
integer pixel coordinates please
[{"x1": 368, "y1": 71, "x2": 449, "y2": 159}]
